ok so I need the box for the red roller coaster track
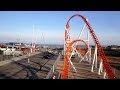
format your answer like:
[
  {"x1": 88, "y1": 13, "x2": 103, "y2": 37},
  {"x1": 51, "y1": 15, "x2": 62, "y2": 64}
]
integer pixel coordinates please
[
  {"x1": 61, "y1": 39, "x2": 88, "y2": 79},
  {"x1": 61, "y1": 14, "x2": 116, "y2": 79}
]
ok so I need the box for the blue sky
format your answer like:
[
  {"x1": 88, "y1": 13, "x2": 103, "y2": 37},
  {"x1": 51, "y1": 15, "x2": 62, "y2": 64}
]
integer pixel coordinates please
[{"x1": 0, "y1": 11, "x2": 120, "y2": 45}]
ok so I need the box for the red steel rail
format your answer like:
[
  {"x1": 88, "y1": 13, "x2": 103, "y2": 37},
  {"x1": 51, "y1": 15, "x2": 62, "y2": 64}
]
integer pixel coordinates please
[{"x1": 61, "y1": 14, "x2": 116, "y2": 79}]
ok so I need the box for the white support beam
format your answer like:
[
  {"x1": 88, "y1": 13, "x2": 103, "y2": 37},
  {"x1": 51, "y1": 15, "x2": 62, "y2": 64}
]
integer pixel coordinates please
[
  {"x1": 98, "y1": 60, "x2": 103, "y2": 75},
  {"x1": 69, "y1": 46, "x2": 77, "y2": 73},
  {"x1": 53, "y1": 65, "x2": 54, "y2": 73},
  {"x1": 103, "y1": 72, "x2": 107, "y2": 79},
  {"x1": 78, "y1": 22, "x2": 87, "y2": 39},
  {"x1": 91, "y1": 45, "x2": 97, "y2": 72},
  {"x1": 69, "y1": 59, "x2": 77, "y2": 73},
  {"x1": 89, "y1": 47, "x2": 91, "y2": 64}
]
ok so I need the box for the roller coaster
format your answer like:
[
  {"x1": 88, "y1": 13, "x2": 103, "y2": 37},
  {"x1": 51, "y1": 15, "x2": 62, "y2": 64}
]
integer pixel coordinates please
[
  {"x1": 0, "y1": 13, "x2": 117, "y2": 79},
  {"x1": 61, "y1": 14, "x2": 116, "y2": 79}
]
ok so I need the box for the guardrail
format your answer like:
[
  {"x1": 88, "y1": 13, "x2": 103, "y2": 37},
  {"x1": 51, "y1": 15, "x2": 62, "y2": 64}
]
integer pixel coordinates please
[{"x1": 45, "y1": 53, "x2": 61, "y2": 79}]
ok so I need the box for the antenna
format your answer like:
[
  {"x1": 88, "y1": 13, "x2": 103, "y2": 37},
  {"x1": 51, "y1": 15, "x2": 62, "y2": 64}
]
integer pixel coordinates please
[
  {"x1": 42, "y1": 32, "x2": 45, "y2": 45},
  {"x1": 34, "y1": 26, "x2": 39, "y2": 45},
  {"x1": 32, "y1": 24, "x2": 35, "y2": 47},
  {"x1": 18, "y1": 37, "x2": 21, "y2": 50}
]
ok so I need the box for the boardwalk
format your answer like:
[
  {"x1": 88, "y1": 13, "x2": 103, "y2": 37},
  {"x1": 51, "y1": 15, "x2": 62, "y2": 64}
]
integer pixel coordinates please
[{"x1": 54, "y1": 57, "x2": 104, "y2": 79}]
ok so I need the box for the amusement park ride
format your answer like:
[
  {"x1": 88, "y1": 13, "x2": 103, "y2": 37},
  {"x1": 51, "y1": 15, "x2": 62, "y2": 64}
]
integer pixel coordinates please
[
  {"x1": 0, "y1": 13, "x2": 116, "y2": 79},
  {"x1": 60, "y1": 14, "x2": 116, "y2": 79}
]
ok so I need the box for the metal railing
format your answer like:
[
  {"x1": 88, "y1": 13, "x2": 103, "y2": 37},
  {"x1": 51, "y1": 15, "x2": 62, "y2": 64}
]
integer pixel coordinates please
[{"x1": 45, "y1": 53, "x2": 61, "y2": 79}]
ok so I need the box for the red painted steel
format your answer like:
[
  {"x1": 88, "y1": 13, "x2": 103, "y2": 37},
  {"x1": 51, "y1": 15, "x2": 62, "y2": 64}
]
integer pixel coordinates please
[{"x1": 61, "y1": 14, "x2": 116, "y2": 79}]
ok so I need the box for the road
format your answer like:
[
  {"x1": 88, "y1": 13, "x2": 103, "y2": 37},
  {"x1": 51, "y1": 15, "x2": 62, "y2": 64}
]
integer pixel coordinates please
[{"x1": 0, "y1": 52, "x2": 58, "y2": 79}]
